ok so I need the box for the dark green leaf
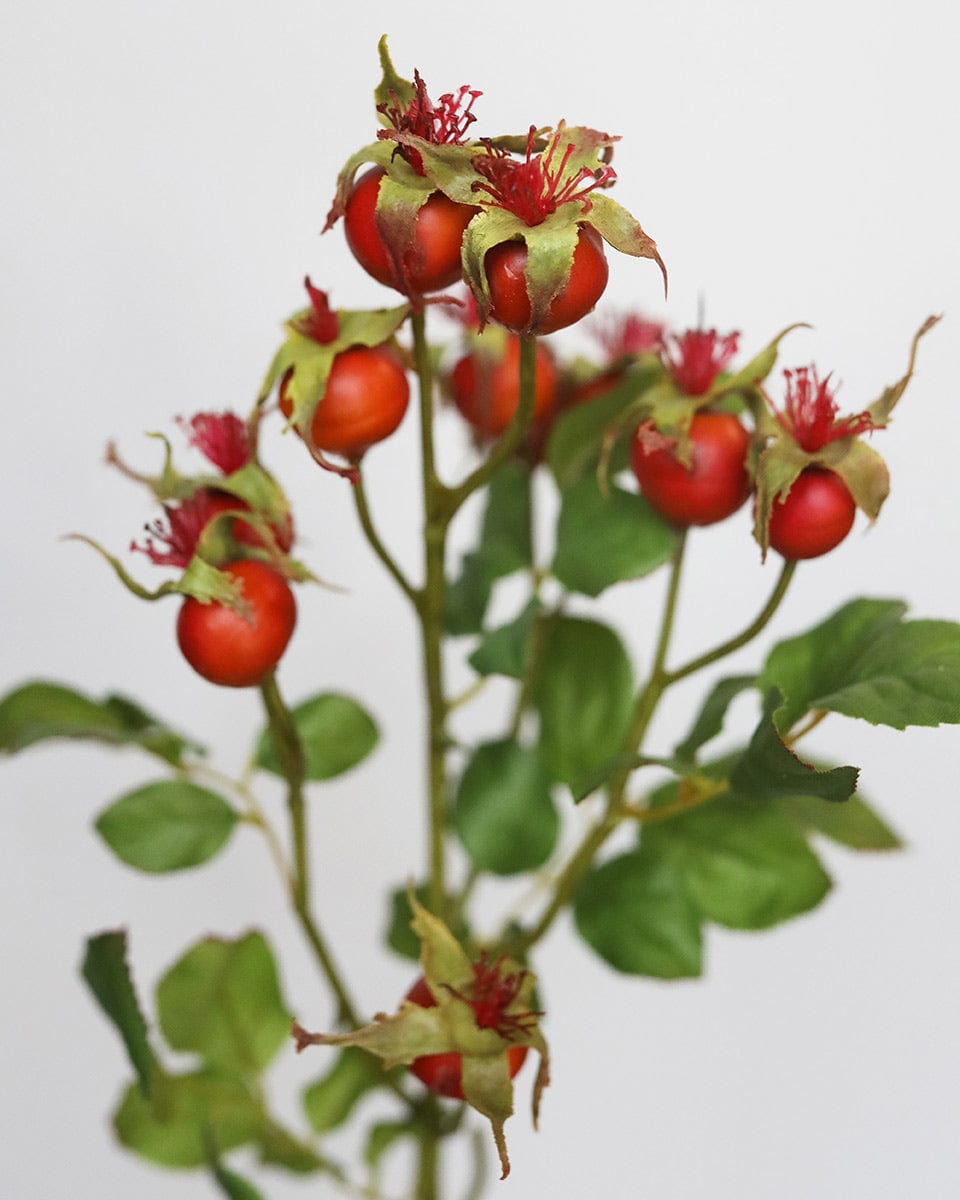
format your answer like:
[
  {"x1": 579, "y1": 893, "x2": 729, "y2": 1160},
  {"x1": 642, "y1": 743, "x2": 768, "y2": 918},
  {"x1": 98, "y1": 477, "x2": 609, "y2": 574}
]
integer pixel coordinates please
[
  {"x1": 209, "y1": 1160, "x2": 266, "y2": 1200},
  {"x1": 81, "y1": 930, "x2": 154, "y2": 1098},
  {"x1": 454, "y1": 740, "x2": 559, "y2": 875},
  {"x1": 255, "y1": 692, "x2": 379, "y2": 781},
  {"x1": 574, "y1": 851, "x2": 702, "y2": 978},
  {"x1": 364, "y1": 1121, "x2": 419, "y2": 1168},
  {"x1": 552, "y1": 476, "x2": 677, "y2": 597},
  {"x1": 758, "y1": 599, "x2": 942, "y2": 730},
  {"x1": 479, "y1": 460, "x2": 532, "y2": 576},
  {"x1": 444, "y1": 551, "x2": 494, "y2": 635},
  {"x1": 673, "y1": 675, "x2": 757, "y2": 762},
  {"x1": 0, "y1": 680, "x2": 201, "y2": 765},
  {"x1": 532, "y1": 616, "x2": 634, "y2": 797},
  {"x1": 731, "y1": 690, "x2": 859, "y2": 804},
  {"x1": 95, "y1": 780, "x2": 238, "y2": 873},
  {"x1": 156, "y1": 932, "x2": 290, "y2": 1075},
  {"x1": 468, "y1": 599, "x2": 541, "y2": 679},
  {"x1": 547, "y1": 367, "x2": 659, "y2": 489},
  {"x1": 640, "y1": 793, "x2": 832, "y2": 930},
  {"x1": 114, "y1": 1071, "x2": 263, "y2": 1167},
  {"x1": 777, "y1": 792, "x2": 902, "y2": 851},
  {"x1": 303, "y1": 1047, "x2": 385, "y2": 1134}
]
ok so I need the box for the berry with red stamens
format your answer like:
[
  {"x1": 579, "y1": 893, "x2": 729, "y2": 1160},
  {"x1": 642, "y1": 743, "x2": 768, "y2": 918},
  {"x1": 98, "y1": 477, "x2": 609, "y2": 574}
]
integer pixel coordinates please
[
  {"x1": 774, "y1": 365, "x2": 876, "y2": 452},
  {"x1": 131, "y1": 489, "x2": 239, "y2": 567},
  {"x1": 767, "y1": 466, "x2": 857, "y2": 560},
  {"x1": 591, "y1": 311, "x2": 665, "y2": 361},
  {"x1": 377, "y1": 69, "x2": 481, "y2": 175},
  {"x1": 660, "y1": 328, "x2": 740, "y2": 397},
  {"x1": 290, "y1": 277, "x2": 340, "y2": 345}
]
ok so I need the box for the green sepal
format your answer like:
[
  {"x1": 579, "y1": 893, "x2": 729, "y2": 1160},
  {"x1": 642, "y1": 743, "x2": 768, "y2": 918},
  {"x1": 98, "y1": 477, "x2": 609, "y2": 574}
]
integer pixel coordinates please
[
  {"x1": 294, "y1": 895, "x2": 549, "y2": 1180},
  {"x1": 586, "y1": 192, "x2": 665, "y2": 284},
  {"x1": 715, "y1": 323, "x2": 810, "y2": 416},
  {"x1": 384, "y1": 881, "x2": 470, "y2": 961},
  {"x1": 81, "y1": 930, "x2": 156, "y2": 1100},
  {"x1": 866, "y1": 314, "x2": 941, "y2": 426},
  {"x1": 95, "y1": 780, "x2": 238, "y2": 873},
  {"x1": 0, "y1": 679, "x2": 202, "y2": 765},
  {"x1": 373, "y1": 35, "x2": 415, "y2": 117}
]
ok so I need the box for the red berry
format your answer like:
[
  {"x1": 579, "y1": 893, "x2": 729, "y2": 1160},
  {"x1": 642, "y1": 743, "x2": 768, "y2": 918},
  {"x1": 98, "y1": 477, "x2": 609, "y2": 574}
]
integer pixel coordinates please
[
  {"x1": 767, "y1": 466, "x2": 856, "y2": 560},
  {"x1": 631, "y1": 411, "x2": 751, "y2": 527},
  {"x1": 176, "y1": 560, "x2": 297, "y2": 687},
  {"x1": 450, "y1": 336, "x2": 558, "y2": 437}
]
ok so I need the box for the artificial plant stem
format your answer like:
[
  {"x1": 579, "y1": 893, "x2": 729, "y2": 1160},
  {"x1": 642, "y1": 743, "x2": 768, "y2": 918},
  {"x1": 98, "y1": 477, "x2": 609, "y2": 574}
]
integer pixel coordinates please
[
  {"x1": 444, "y1": 333, "x2": 538, "y2": 518},
  {"x1": 412, "y1": 308, "x2": 450, "y2": 920},
  {"x1": 353, "y1": 472, "x2": 419, "y2": 607},
  {"x1": 665, "y1": 558, "x2": 797, "y2": 684},
  {"x1": 259, "y1": 673, "x2": 361, "y2": 1028},
  {"x1": 414, "y1": 1103, "x2": 441, "y2": 1200}
]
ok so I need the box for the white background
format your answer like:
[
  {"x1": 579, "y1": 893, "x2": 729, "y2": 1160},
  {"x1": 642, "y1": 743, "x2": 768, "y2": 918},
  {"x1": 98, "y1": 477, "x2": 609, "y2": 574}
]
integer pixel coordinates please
[{"x1": 3, "y1": 1, "x2": 959, "y2": 1197}]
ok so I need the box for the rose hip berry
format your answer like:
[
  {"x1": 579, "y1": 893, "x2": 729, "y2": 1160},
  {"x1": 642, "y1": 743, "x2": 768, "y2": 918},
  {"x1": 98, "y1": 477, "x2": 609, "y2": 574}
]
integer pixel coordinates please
[{"x1": 767, "y1": 466, "x2": 856, "y2": 560}]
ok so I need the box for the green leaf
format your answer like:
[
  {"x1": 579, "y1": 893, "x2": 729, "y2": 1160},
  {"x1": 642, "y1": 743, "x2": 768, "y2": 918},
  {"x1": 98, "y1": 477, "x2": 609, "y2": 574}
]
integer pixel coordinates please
[
  {"x1": 114, "y1": 1070, "x2": 263, "y2": 1167},
  {"x1": 468, "y1": 599, "x2": 541, "y2": 679},
  {"x1": 303, "y1": 1047, "x2": 385, "y2": 1134},
  {"x1": 0, "y1": 680, "x2": 201, "y2": 765},
  {"x1": 730, "y1": 690, "x2": 859, "y2": 804},
  {"x1": 94, "y1": 780, "x2": 238, "y2": 873},
  {"x1": 759, "y1": 599, "x2": 917, "y2": 731},
  {"x1": 639, "y1": 793, "x2": 833, "y2": 930},
  {"x1": 256, "y1": 1123, "x2": 329, "y2": 1174},
  {"x1": 364, "y1": 1121, "x2": 418, "y2": 1168},
  {"x1": 574, "y1": 851, "x2": 703, "y2": 978},
  {"x1": 209, "y1": 1160, "x2": 266, "y2": 1200},
  {"x1": 546, "y1": 369, "x2": 657, "y2": 489},
  {"x1": 454, "y1": 740, "x2": 559, "y2": 875},
  {"x1": 777, "y1": 792, "x2": 902, "y2": 852},
  {"x1": 81, "y1": 930, "x2": 155, "y2": 1099},
  {"x1": 673, "y1": 674, "x2": 757, "y2": 762},
  {"x1": 531, "y1": 616, "x2": 634, "y2": 797},
  {"x1": 156, "y1": 932, "x2": 290, "y2": 1075},
  {"x1": 552, "y1": 475, "x2": 677, "y2": 596},
  {"x1": 444, "y1": 551, "x2": 495, "y2": 636},
  {"x1": 255, "y1": 692, "x2": 379, "y2": 781},
  {"x1": 479, "y1": 460, "x2": 532, "y2": 576}
]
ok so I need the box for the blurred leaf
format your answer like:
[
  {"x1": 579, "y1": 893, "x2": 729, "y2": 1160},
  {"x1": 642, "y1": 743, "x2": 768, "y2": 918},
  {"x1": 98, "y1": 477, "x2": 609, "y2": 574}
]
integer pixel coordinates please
[
  {"x1": 255, "y1": 692, "x2": 378, "y2": 781},
  {"x1": 95, "y1": 780, "x2": 238, "y2": 873},
  {"x1": 574, "y1": 851, "x2": 702, "y2": 978},
  {"x1": 0, "y1": 680, "x2": 201, "y2": 765},
  {"x1": 731, "y1": 690, "x2": 859, "y2": 804},
  {"x1": 303, "y1": 1048, "x2": 385, "y2": 1134},
  {"x1": 156, "y1": 932, "x2": 289, "y2": 1075},
  {"x1": 552, "y1": 475, "x2": 677, "y2": 597},
  {"x1": 256, "y1": 1123, "x2": 329, "y2": 1174},
  {"x1": 454, "y1": 740, "x2": 559, "y2": 875},
  {"x1": 673, "y1": 674, "x2": 757, "y2": 762},
  {"x1": 81, "y1": 930, "x2": 155, "y2": 1098},
  {"x1": 777, "y1": 792, "x2": 902, "y2": 851},
  {"x1": 532, "y1": 616, "x2": 633, "y2": 797},
  {"x1": 208, "y1": 1158, "x2": 265, "y2": 1200},
  {"x1": 364, "y1": 1120, "x2": 419, "y2": 1168},
  {"x1": 639, "y1": 792, "x2": 832, "y2": 930},
  {"x1": 468, "y1": 598, "x2": 541, "y2": 680},
  {"x1": 444, "y1": 462, "x2": 532, "y2": 634},
  {"x1": 114, "y1": 1071, "x2": 262, "y2": 1167}
]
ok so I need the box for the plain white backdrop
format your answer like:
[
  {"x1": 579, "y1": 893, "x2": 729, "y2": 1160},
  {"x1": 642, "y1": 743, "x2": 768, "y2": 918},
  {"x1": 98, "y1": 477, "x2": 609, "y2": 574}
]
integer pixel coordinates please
[{"x1": 2, "y1": 1, "x2": 959, "y2": 1196}]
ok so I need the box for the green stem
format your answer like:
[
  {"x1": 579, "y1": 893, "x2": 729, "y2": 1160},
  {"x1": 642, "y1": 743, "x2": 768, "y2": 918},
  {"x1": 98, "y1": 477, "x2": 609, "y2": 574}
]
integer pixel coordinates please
[
  {"x1": 353, "y1": 472, "x2": 419, "y2": 607},
  {"x1": 665, "y1": 559, "x2": 796, "y2": 684},
  {"x1": 414, "y1": 1104, "x2": 441, "y2": 1200},
  {"x1": 259, "y1": 674, "x2": 361, "y2": 1028},
  {"x1": 443, "y1": 334, "x2": 538, "y2": 519},
  {"x1": 411, "y1": 309, "x2": 450, "y2": 921}
]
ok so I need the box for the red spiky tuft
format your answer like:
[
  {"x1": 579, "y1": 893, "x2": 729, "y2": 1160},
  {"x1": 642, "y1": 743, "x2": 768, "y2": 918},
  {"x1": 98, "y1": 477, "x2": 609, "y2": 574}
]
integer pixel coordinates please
[
  {"x1": 444, "y1": 953, "x2": 542, "y2": 1041},
  {"x1": 660, "y1": 327, "x2": 740, "y2": 397},
  {"x1": 774, "y1": 365, "x2": 877, "y2": 452}
]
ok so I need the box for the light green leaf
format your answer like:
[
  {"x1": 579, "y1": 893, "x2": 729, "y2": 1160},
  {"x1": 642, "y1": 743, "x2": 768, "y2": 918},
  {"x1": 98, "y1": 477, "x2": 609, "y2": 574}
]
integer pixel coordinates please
[
  {"x1": 255, "y1": 692, "x2": 378, "y2": 781},
  {"x1": 303, "y1": 1048, "x2": 385, "y2": 1134},
  {"x1": 156, "y1": 932, "x2": 290, "y2": 1075},
  {"x1": 95, "y1": 780, "x2": 237, "y2": 873}
]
